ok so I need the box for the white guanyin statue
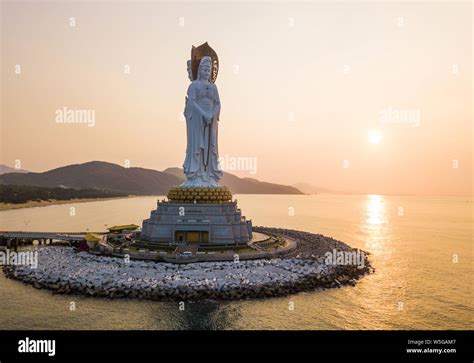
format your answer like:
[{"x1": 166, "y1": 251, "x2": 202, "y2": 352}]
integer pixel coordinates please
[
  {"x1": 181, "y1": 43, "x2": 223, "y2": 188},
  {"x1": 140, "y1": 43, "x2": 253, "y2": 244}
]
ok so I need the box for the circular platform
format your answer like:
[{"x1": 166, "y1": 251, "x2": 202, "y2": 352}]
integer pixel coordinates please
[{"x1": 248, "y1": 231, "x2": 270, "y2": 244}]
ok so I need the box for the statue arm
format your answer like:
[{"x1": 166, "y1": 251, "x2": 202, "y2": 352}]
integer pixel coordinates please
[
  {"x1": 185, "y1": 82, "x2": 218, "y2": 124},
  {"x1": 184, "y1": 83, "x2": 196, "y2": 119},
  {"x1": 213, "y1": 84, "x2": 221, "y2": 121},
  {"x1": 186, "y1": 82, "x2": 215, "y2": 125}
]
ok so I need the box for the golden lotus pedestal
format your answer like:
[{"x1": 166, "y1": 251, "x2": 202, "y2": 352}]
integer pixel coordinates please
[
  {"x1": 140, "y1": 186, "x2": 252, "y2": 245},
  {"x1": 167, "y1": 186, "x2": 232, "y2": 203}
]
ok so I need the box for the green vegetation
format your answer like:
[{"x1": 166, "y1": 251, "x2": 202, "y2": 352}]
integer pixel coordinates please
[
  {"x1": 198, "y1": 242, "x2": 250, "y2": 252},
  {"x1": 131, "y1": 240, "x2": 176, "y2": 252},
  {"x1": 0, "y1": 184, "x2": 128, "y2": 204},
  {"x1": 253, "y1": 237, "x2": 287, "y2": 250},
  {"x1": 233, "y1": 248, "x2": 257, "y2": 253}
]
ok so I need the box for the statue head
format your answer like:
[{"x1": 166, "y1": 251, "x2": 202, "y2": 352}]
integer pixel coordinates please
[
  {"x1": 198, "y1": 56, "x2": 212, "y2": 81},
  {"x1": 186, "y1": 60, "x2": 193, "y2": 81},
  {"x1": 190, "y1": 42, "x2": 219, "y2": 82}
]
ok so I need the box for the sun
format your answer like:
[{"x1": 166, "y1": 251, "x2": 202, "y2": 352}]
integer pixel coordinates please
[{"x1": 368, "y1": 129, "x2": 383, "y2": 144}]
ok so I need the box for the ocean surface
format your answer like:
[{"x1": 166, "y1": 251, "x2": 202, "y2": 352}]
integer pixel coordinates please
[{"x1": 0, "y1": 194, "x2": 472, "y2": 330}]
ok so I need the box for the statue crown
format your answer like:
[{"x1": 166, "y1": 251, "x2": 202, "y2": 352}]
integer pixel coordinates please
[{"x1": 190, "y1": 42, "x2": 219, "y2": 83}]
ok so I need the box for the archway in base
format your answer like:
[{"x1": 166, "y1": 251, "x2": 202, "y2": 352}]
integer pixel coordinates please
[{"x1": 174, "y1": 231, "x2": 209, "y2": 243}]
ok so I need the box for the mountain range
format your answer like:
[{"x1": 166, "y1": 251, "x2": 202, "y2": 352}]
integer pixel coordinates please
[
  {"x1": 291, "y1": 182, "x2": 345, "y2": 195},
  {"x1": 0, "y1": 161, "x2": 304, "y2": 196}
]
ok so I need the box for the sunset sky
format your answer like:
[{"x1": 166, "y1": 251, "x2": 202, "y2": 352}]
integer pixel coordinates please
[{"x1": 1, "y1": 1, "x2": 472, "y2": 196}]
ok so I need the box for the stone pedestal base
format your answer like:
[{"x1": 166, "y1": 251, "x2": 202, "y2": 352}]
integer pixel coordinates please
[{"x1": 140, "y1": 187, "x2": 252, "y2": 245}]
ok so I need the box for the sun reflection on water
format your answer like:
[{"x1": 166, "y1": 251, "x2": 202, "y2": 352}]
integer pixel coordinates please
[
  {"x1": 363, "y1": 195, "x2": 388, "y2": 253},
  {"x1": 366, "y1": 195, "x2": 385, "y2": 225}
]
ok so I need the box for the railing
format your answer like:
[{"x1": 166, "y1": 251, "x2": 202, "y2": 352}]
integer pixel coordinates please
[
  {"x1": 1, "y1": 231, "x2": 105, "y2": 236},
  {"x1": 0, "y1": 231, "x2": 105, "y2": 241}
]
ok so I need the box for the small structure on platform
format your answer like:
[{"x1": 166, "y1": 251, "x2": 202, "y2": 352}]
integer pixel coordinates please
[
  {"x1": 107, "y1": 224, "x2": 139, "y2": 234},
  {"x1": 83, "y1": 233, "x2": 102, "y2": 250}
]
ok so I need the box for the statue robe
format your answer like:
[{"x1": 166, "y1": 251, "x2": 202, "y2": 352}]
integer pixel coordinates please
[{"x1": 182, "y1": 80, "x2": 223, "y2": 187}]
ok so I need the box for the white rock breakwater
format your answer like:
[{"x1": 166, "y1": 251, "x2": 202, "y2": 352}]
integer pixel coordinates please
[{"x1": 3, "y1": 243, "x2": 372, "y2": 301}]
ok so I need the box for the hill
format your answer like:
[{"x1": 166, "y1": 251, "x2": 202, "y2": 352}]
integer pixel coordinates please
[
  {"x1": 292, "y1": 182, "x2": 344, "y2": 195},
  {"x1": 0, "y1": 164, "x2": 29, "y2": 175},
  {"x1": 0, "y1": 161, "x2": 182, "y2": 195}
]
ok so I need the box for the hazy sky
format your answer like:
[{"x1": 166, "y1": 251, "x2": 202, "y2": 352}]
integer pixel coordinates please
[{"x1": 1, "y1": 1, "x2": 472, "y2": 195}]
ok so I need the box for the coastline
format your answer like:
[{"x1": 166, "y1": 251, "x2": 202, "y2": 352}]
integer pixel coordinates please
[{"x1": 0, "y1": 196, "x2": 137, "y2": 211}]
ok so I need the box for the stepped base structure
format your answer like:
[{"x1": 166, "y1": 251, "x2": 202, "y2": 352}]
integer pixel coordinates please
[{"x1": 140, "y1": 187, "x2": 253, "y2": 244}]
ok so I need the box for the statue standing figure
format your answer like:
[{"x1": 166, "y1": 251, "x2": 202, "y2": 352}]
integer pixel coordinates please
[{"x1": 182, "y1": 43, "x2": 223, "y2": 187}]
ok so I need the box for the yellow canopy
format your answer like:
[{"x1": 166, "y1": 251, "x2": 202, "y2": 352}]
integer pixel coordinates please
[
  {"x1": 84, "y1": 233, "x2": 101, "y2": 242},
  {"x1": 107, "y1": 224, "x2": 139, "y2": 232}
]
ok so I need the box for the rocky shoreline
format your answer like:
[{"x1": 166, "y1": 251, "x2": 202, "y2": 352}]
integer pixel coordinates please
[{"x1": 2, "y1": 229, "x2": 373, "y2": 301}]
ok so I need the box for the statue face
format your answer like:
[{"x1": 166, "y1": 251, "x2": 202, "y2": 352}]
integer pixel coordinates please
[{"x1": 199, "y1": 61, "x2": 212, "y2": 81}]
